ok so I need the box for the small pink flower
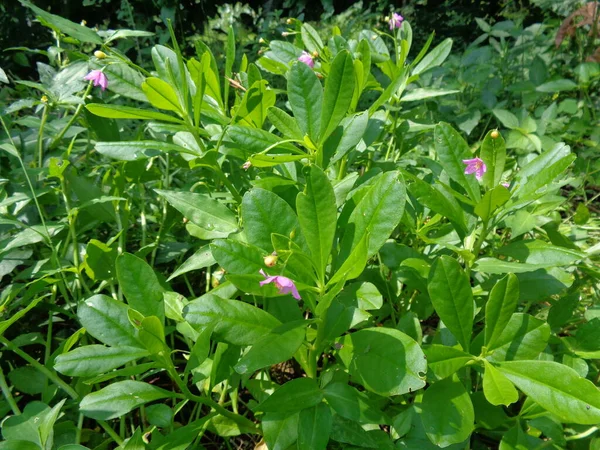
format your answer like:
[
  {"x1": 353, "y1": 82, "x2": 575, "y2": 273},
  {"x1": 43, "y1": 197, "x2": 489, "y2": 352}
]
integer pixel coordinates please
[
  {"x1": 502, "y1": 182, "x2": 510, "y2": 188},
  {"x1": 463, "y1": 157, "x2": 487, "y2": 181},
  {"x1": 84, "y1": 70, "x2": 108, "y2": 91},
  {"x1": 389, "y1": 12, "x2": 404, "y2": 30},
  {"x1": 298, "y1": 51, "x2": 315, "y2": 68},
  {"x1": 259, "y1": 269, "x2": 301, "y2": 300}
]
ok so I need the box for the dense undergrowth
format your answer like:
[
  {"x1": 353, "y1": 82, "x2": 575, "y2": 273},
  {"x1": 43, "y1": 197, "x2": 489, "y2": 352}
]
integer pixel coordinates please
[{"x1": 0, "y1": 1, "x2": 600, "y2": 449}]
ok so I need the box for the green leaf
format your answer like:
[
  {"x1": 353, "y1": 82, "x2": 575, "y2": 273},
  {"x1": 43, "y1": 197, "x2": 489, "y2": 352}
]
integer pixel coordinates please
[
  {"x1": 320, "y1": 51, "x2": 355, "y2": 142},
  {"x1": 474, "y1": 185, "x2": 510, "y2": 222},
  {"x1": 168, "y1": 245, "x2": 216, "y2": 281},
  {"x1": 492, "y1": 109, "x2": 520, "y2": 129},
  {"x1": 227, "y1": 125, "x2": 299, "y2": 156},
  {"x1": 342, "y1": 328, "x2": 426, "y2": 396},
  {"x1": 329, "y1": 414, "x2": 379, "y2": 448},
  {"x1": 78, "y1": 295, "x2": 142, "y2": 348},
  {"x1": 485, "y1": 273, "x2": 519, "y2": 349},
  {"x1": 296, "y1": 165, "x2": 337, "y2": 281},
  {"x1": 487, "y1": 313, "x2": 550, "y2": 362},
  {"x1": 249, "y1": 153, "x2": 307, "y2": 167},
  {"x1": 368, "y1": 71, "x2": 406, "y2": 114},
  {"x1": 84, "y1": 239, "x2": 117, "y2": 281},
  {"x1": 401, "y1": 88, "x2": 459, "y2": 101},
  {"x1": 339, "y1": 171, "x2": 405, "y2": 261},
  {"x1": 412, "y1": 38, "x2": 452, "y2": 75},
  {"x1": 301, "y1": 24, "x2": 324, "y2": 53},
  {"x1": 234, "y1": 80, "x2": 275, "y2": 128},
  {"x1": 328, "y1": 232, "x2": 369, "y2": 286},
  {"x1": 102, "y1": 64, "x2": 146, "y2": 102},
  {"x1": 497, "y1": 360, "x2": 600, "y2": 424},
  {"x1": 474, "y1": 258, "x2": 548, "y2": 274},
  {"x1": 435, "y1": 122, "x2": 481, "y2": 202},
  {"x1": 156, "y1": 190, "x2": 237, "y2": 235},
  {"x1": 263, "y1": 413, "x2": 299, "y2": 450},
  {"x1": 80, "y1": 380, "x2": 175, "y2": 420},
  {"x1": 267, "y1": 106, "x2": 304, "y2": 140},
  {"x1": 94, "y1": 141, "x2": 194, "y2": 161},
  {"x1": 288, "y1": 61, "x2": 323, "y2": 142},
  {"x1": 496, "y1": 240, "x2": 585, "y2": 268},
  {"x1": 241, "y1": 189, "x2": 300, "y2": 253},
  {"x1": 256, "y1": 378, "x2": 323, "y2": 414},
  {"x1": 20, "y1": 0, "x2": 102, "y2": 44},
  {"x1": 86, "y1": 104, "x2": 182, "y2": 123},
  {"x1": 428, "y1": 256, "x2": 473, "y2": 352},
  {"x1": 184, "y1": 295, "x2": 280, "y2": 346},
  {"x1": 536, "y1": 79, "x2": 577, "y2": 93},
  {"x1": 142, "y1": 77, "x2": 182, "y2": 113},
  {"x1": 482, "y1": 360, "x2": 519, "y2": 406},
  {"x1": 408, "y1": 177, "x2": 466, "y2": 230},
  {"x1": 55, "y1": 345, "x2": 149, "y2": 377},
  {"x1": 234, "y1": 320, "x2": 307, "y2": 374},
  {"x1": 323, "y1": 382, "x2": 388, "y2": 424},
  {"x1": 210, "y1": 239, "x2": 264, "y2": 276},
  {"x1": 421, "y1": 377, "x2": 474, "y2": 447},
  {"x1": 480, "y1": 130, "x2": 506, "y2": 189},
  {"x1": 116, "y1": 253, "x2": 165, "y2": 322},
  {"x1": 424, "y1": 345, "x2": 474, "y2": 380},
  {"x1": 297, "y1": 403, "x2": 332, "y2": 450}
]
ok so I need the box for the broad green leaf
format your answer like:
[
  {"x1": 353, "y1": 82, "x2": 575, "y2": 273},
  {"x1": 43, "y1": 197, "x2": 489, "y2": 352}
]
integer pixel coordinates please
[
  {"x1": 481, "y1": 130, "x2": 506, "y2": 189},
  {"x1": 116, "y1": 253, "x2": 165, "y2": 322},
  {"x1": 234, "y1": 80, "x2": 275, "y2": 128},
  {"x1": 515, "y1": 142, "x2": 570, "y2": 184},
  {"x1": 263, "y1": 412, "x2": 299, "y2": 450},
  {"x1": 338, "y1": 171, "x2": 405, "y2": 261},
  {"x1": 80, "y1": 380, "x2": 175, "y2": 420},
  {"x1": 233, "y1": 320, "x2": 306, "y2": 374},
  {"x1": 368, "y1": 70, "x2": 406, "y2": 114},
  {"x1": 496, "y1": 240, "x2": 585, "y2": 268},
  {"x1": 427, "y1": 256, "x2": 473, "y2": 352},
  {"x1": 485, "y1": 273, "x2": 519, "y2": 349},
  {"x1": 328, "y1": 232, "x2": 368, "y2": 286},
  {"x1": 241, "y1": 189, "x2": 300, "y2": 252},
  {"x1": 474, "y1": 258, "x2": 549, "y2": 274},
  {"x1": 513, "y1": 154, "x2": 575, "y2": 205},
  {"x1": 168, "y1": 245, "x2": 216, "y2": 281},
  {"x1": 156, "y1": 190, "x2": 237, "y2": 234},
  {"x1": 328, "y1": 111, "x2": 369, "y2": 165},
  {"x1": 210, "y1": 239, "x2": 264, "y2": 275},
  {"x1": 562, "y1": 318, "x2": 600, "y2": 359},
  {"x1": 256, "y1": 378, "x2": 323, "y2": 414},
  {"x1": 183, "y1": 295, "x2": 280, "y2": 346},
  {"x1": 499, "y1": 424, "x2": 545, "y2": 450},
  {"x1": 298, "y1": 403, "x2": 332, "y2": 450},
  {"x1": 20, "y1": 0, "x2": 102, "y2": 44},
  {"x1": 267, "y1": 106, "x2": 304, "y2": 140},
  {"x1": 401, "y1": 88, "x2": 459, "y2": 101},
  {"x1": 142, "y1": 77, "x2": 182, "y2": 113},
  {"x1": 412, "y1": 38, "x2": 452, "y2": 75},
  {"x1": 249, "y1": 153, "x2": 307, "y2": 167},
  {"x1": 408, "y1": 178, "x2": 466, "y2": 230},
  {"x1": 421, "y1": 377, "x2": 474, "y2": 447},
  {"x1": 497, "y1": 360, "x2": 600, "y2": 424},
  {"x1": 288, "y1": 61, "x2": 323, "y2": 142},
  {"x1": 474, "y1": 185, "x2": 510, "y2": 222},
  {"x1": 487, "y1": 313, "x2": 550, "y2": 361},
  {"x1": 424, "y1": 345, "x2": 474, "y2": 380},
  {"x1": 329, "y1": 414, "x2": 378, "y2": 448},
  {"x1": 55, "y1": 345, "x2": 149, "y2": 377},
  {"x1": 301, "y1": 24, "x2": 324, "y2": 53},
  {"x1": 482, "y1": 360, "x2": 519, "y2": 406},
  {"x1": 535, "y1": 79, "x2": 577, "y2": 92},
  {"x1": 85, "y1": 104, "x2": 182, "y2": 123},
  {"x1": 226, "y1": 125, "x2": 299, "y2": 156},
  {"x1": 102, "y1": 63, "x2": 146, "y2": 102},
  {"x1": 152, "y1": 45, "x2": 184, "y2": 98},
  {"x1": 78, "y1": 295, "x2": 143, "y2": 348},
  {"x1": 323, "y1": 382, "x2": 387, "y2": 424},
  {"x1": 320, "y1": 51, "x2": 355, "y2": 142},
  {"x1": 434, "y1": 123, "x2": 481, "y2": 202},
  {"x1": 296, "y1": 165, "x2": 337, "y2": 281},
  {"x1": 341, "y1": 328, "x2": 426, "y2": 396},
  {"x1": 95, "y1": 141, "x2": 195, "y2": 161},
  {"x1": 492, "y1": 109, "x2": 520, "y2": 129},
  {"x1": 84, "y1": 239, "x2": 117, "y2": 281}
]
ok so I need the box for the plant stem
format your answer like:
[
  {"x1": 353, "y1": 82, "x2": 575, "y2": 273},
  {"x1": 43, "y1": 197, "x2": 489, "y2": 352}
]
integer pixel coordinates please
[
  {"x1": 37, "y1": 104, "x2": 49, "y2": 169},
  {"x1": 49, "y1": 83, "x2": 94, "y2": 150},
  {"x1": 0, "y1": 365, "x2": 21, "y2": 415},
  {"x1": 0, "y1": 336, "x2": 79, "y2": 400}
]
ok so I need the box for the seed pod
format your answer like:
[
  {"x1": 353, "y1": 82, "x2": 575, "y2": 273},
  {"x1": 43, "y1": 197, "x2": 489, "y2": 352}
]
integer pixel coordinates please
[
  {"x1": 94, "y1": 50, "x2": 107, "y2": 59},
  {"x1": 264, "y1": 254, "x2": 278, "y2": 267},
  {"x1": 491, "y1": 130, "x2": 499, "y2": 139}
]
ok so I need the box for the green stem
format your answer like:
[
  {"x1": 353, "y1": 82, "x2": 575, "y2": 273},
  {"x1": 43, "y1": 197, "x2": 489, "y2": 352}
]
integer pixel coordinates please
[
  {"x1": 49, "y1": 83, "x2": 94, "y2": 151},
  {"x1": 0, "y1": 364, "x2": 21, "y2": 415},
  {"x1": 37, "y1": 104, "x2": 49, "y2": 169},
  {"x1": 0, "y1": 336, "x2": 78, "y2": 400}
]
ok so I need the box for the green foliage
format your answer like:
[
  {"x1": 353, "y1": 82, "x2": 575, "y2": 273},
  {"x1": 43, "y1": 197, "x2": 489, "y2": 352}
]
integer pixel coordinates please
[{"x1": 0, "y1": 2, "x2": 599, "y2": 449}]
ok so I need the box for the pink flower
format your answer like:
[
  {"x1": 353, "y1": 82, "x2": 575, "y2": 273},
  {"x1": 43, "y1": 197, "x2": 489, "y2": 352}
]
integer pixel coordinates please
[
  {"x1": 259, "y1": 269, "x2": 301, "y2": 300},
  {"x1": 463, "y1": 157, "x2": 487, "y2": 181},
  {"x1": 298, "y1": 51, "x2": 315, "y2": 68},
  {"x1": 389, "y1": 12, "x2": 404, "y2": 30},
  {"x1": 84, "y1": 70, "x2": 108, "y2": 91},
  {"x1": 502, "y1": 182, "x2": 510, "y2": 188}
]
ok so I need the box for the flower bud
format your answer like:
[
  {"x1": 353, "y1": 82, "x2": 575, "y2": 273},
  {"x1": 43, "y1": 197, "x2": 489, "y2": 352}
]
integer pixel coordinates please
[
  {"x1": 286, "y1": 18, "x2": 293, "y2": 24},
  {"x1": 311, "y1": 51, "x2": 319, "y2": 58},
  {"x1": 94, "y1": 50, "x2": 107, "y2": 59},
  {"x1": 41, "y1": 95, "x2": 48, "y2": 103},
  {"x1": 242, "y1": 161, "x2": 252, "y2": 170},
  {"x1": 281, "y1": 31, "x2": 290, "y2": 37},
  {"x1": 259, "y1": 37, "x2": 266, "y2": 44},
  {"x1": 491, "y1": 130, "x2": 499, "y2": 139},
  {"x1": 264, "y1": 253, "x2": 278, "y2": 267},
  {"x1": 80, "y1": 20, "x2": 87, "y2": 26}
]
